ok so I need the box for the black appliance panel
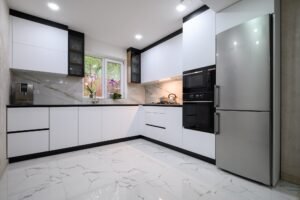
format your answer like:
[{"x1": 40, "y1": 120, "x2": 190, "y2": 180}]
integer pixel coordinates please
[{"x1": 183, "y1": 102, "x2": 214, "y2": 133}]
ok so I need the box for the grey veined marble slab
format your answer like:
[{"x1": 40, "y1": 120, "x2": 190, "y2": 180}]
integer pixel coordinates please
[{"x1": 0, "y1": 139, "x2": 299, "y2": 200}]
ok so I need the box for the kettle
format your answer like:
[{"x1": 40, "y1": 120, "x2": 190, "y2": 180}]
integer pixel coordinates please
[{"x1": 168, "y1": 93, "x2": 177, "y2": 104}]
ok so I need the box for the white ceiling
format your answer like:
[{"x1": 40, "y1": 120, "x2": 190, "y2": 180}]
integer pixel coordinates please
[{"x1": 7, "y1": 0, "x2": 204, "y2": 49}]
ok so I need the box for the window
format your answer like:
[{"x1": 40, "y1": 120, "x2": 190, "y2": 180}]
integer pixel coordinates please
[{"x1": 83, "y1": 56, "x2": 124, "y2": 98}]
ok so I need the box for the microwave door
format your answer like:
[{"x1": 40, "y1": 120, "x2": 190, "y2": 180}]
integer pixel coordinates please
[{"x1": 183, "y1": 72, "x2": 207, "y2": 93}]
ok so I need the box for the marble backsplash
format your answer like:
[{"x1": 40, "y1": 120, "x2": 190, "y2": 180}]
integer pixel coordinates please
[
  {"x1": 11, "y1": 71, "x2": 145, "y2": 105},
  {"x1": 144, "y1": 79, "x2": 183, "y2": 104}
]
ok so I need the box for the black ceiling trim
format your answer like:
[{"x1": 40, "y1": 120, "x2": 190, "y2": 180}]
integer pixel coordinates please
[
  {"x1": 141, "y1": 28, "x2": 182, "y2": 53},
  {"x1": 127, "y1": 47, "x2": 141, "y2": 52},
  {"x1": 183, "y1": 5, "x2": 209, "y2": 23},
  {"x1": 10, "y1": 9, "x2": 68, "y2": 30}
]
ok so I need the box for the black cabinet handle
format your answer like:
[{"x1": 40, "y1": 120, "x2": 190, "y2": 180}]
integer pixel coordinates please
[{"x1": 145, "y1": 124, "x2": 166, "y2": 130}]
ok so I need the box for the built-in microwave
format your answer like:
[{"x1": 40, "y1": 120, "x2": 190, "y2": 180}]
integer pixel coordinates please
[{"x1": 183, "y1": 65, "x2": 216, "y2": 133}]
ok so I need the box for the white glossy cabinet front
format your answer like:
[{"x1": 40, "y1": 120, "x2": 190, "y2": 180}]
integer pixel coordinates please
[
  {"x1": 141, "y1": 34, "x2": 182, "y2": 83},
  {"x1": 143, "y1": 107, "x2": 182, "y2": 147},
  {"x1": 7, "y1": 107, "x2": 49, "y2": 132},
  {"x1": 102, "y1": 106, "x2": 139, "y2": 141},
  {"x1": 50, "y1": 107, "x2": 79, "y2": 150},
  {"x1": 182, "y1": 128, "x2": 215, "y2": 159},
  {"x1": 11, "y1": 16, "x2": 68, "y2": 74},
  {"x1": 8, "y1": 130, "x2": 49, "y2": 158},
  {"x1": 183, "y1": 10, "x2": 216, "y2": 71},
  {"x1": 78, "y1": 107, "x2": 102, "y2": 145}
]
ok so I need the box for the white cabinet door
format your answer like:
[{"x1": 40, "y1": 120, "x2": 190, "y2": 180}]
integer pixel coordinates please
[
  {"x1": 119, "y1": 106, "x2": 139, "y2": 137},
  {"x1": 50, "y1": 107, "x2": 78, "y2": 150},
  {"x1": 8, "y1": 130, "x2": 49, "y2": 158},
  {"x1": 143, "y1": 107, "x2": 167, "y2": 141},
  {"x1": 11, "y1": 16, "x2": 68, "y2": 74},
  {"x1": 78, "y1": 107, "x2": 102, "y2": 145},
  {"x1": 141, "y1": 34, "x2": 182, "y2": 83},
  {"x1": 183, "y1": 9, "x2": 216, "y2": 71},
  {"x1": 182, "y1": 128, "x2": 215, "y2": 159},
  {"x1": 102, "y1": 107, "x2": 139, "y2": 141},
  {"x1": 162, "y1": 107, "x2": 182, "y2": 147},
  {"x1": 7, "y1": 107, "x2": 49, "y2": 132}
]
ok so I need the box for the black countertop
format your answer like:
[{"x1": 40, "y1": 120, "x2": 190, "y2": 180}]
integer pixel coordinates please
[{"x1": 7, "y1": 104, "x2": 182, "y2": 108}]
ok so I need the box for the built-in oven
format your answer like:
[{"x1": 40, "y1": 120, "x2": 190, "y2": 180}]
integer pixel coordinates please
[{"x1": 183, "y1": 65, "x2": 216, "y2": 133}]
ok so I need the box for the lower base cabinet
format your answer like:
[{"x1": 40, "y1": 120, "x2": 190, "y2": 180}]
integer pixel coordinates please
[
  {"x1": 182, "y1": 128, "x2": 215, "y2": 159},
  {"x1": 79, "y1": 107, "x2": 102, "y2": 145},
  {"x1": 7, "y1": 131, "x2": 49, "y2": 158},
  {"x1": 143, "y1": 107, "x2": 182, "y2": 147},
  {"x1": 102, "y1": 107, "x2": 139, "y2": 141},
  {"x1": 50, "y1": 107, "x2": 79, "y2": 150}
]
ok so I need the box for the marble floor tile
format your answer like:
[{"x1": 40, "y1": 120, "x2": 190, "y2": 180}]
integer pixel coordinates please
[{"x1": 0, "y1": 139, "x2": 299, "y2": 200}]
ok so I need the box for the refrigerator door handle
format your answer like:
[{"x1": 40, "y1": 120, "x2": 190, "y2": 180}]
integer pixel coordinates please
[
  {"x1": 214, "y1": 85, "x2": 220, "y2": 107},
  {"x1": 214, "y1": 112, "x2": 220, "y2": 135}
]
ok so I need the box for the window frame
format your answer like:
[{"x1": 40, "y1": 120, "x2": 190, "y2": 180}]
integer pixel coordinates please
[
  {"x1": 103, "y1": 59, "x2": 125, "y2": 99},
  {"x1": 82, "y1": 55, "x2": 125, "y2": 99}
]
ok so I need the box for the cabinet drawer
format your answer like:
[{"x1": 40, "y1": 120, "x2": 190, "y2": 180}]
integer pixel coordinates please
[
  {"x1": 182, "y1": 128, "x2": 215, "y2": 159},
  {"x1": 144, "y1": 107, "x2": 166, "y2": 128},
  {"x1": 7, "y1": 130, "x2": 49, "y2": 158},
  {"x1": 7, "y1": 108, "x2": 49, "y2": 132}
]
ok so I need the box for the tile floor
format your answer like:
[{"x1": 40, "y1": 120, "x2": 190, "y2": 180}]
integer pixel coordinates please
[{"x1": 0, "y1": 139, "x2": 299, "y2": 200}]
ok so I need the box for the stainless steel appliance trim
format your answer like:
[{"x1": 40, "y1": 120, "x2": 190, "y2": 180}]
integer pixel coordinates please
[
  {"x1": 214, "y1": 85, "x2": 220, "y2": 107},
  {"x1": 214, "y1": 112, "x2": 220, "y2": 135},
  {"x1": 183, "y1": 71, "x2": 203, "y2": 76}
]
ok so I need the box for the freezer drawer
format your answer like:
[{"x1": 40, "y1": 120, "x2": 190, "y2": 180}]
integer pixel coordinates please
[{"x1": 215, "y1": 110, "x2": 271, "y2": 185}]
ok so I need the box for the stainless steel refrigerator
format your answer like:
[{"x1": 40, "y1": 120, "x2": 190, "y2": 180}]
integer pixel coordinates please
[{"x1": 215, "y1": 14, "x2": 273, "y2": 185}]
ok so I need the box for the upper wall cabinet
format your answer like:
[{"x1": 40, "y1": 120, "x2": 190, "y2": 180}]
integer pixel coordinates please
[
  {"x1": 183, "y1": 9, "x2": 216, "y2": 71},
  {"x1": 141, "y1": 34, "x2": 182, "y2": 83},
  {"x1": 127, "y1": 48, "x2": 141, "y2": 83},
  {"x1": 10, "y1": 16, "x2": 68, "y2": 74},
  {"x1": 68, "y1": 30, "x2": 85, "y2": 77}
]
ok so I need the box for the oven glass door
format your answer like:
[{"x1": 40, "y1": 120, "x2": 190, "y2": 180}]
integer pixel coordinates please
[{"x1": 183, "y1": 102, "x2": 214, "y2": 133}]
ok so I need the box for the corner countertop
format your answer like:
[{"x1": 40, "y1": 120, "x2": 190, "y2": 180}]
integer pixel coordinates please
[{"x1": 7, "y1": 104, "x2": 182, "y2": 108}]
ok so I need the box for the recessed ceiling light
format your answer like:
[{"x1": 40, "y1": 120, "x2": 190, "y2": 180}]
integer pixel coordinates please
[
  {"x1": 176, "y1": 0, "x2": 186, "y2": 12},
  {"x1": 135, "y1": 34, "x2": 143, "y2": 40},
  {"x1": 47, "y1": 2, "x2": 60, "y2": 11}
]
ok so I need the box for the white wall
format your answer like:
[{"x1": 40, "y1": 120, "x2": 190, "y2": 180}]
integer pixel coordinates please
[
  {"x1": 216, "y1": 0, "x2": 274, "y2": 34},
  {"x1": 0, "y1": 0, "x2": 10, "y2": 177},
  {"x1": 85, "y1": 36, "x2": 126, "y2": 60}
]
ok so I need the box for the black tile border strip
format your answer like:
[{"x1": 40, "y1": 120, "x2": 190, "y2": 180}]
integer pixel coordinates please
[
  {"x1": 8, "y1": 135, "x2": 215, "y2": 165},
  {"x1": 10, "y1": 9, "x2": 68, "y2": 30},
  {"x1": 8, "y1": 136, "x2": 142, "y2": 163},
  {"x1": 140, "y1": 136, "x2": 216, "y2": 165},
  {"x1": 7, "y1": 128, "x2": 49, "y2": 134}
]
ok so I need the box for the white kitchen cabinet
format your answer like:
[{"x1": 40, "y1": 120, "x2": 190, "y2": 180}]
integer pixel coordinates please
[
  {"x1": 143, "y1": 107, "x2": 182, "y2": 147},
  {"x1": 141, "y1": 34, "x2": 182, "y2": 83},
  {"x1": 163, "y1": 107, "x2": 182, "y2": 147},
  {"x1": 50, "y1": 107, "x2": 78, "y2": 150},
  {"x1": 7, "y1": 130, "x2": 49, "y2": 158},
  {"x1": 102, "y1": 106, "x2": 139, "y2": 141},
  {"x1": 11, "y1": 16, "x2": 68, "y2": 74},
  {"x1": 183, "y1": 9, "x2": 216, "y2": 71},
  {"x1": 182, "y1": 128, "x2": 215, "y2": 159},
  {"x1": 78, "y1": 107, "x2": 102, "y2": 145},
  {"x1": 7, "y1": 107, "x2": 49, "y2": 132}
]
